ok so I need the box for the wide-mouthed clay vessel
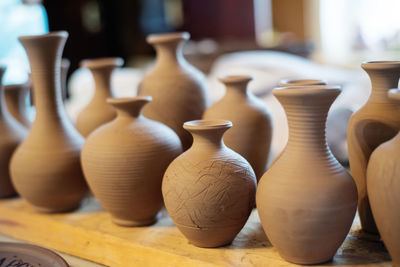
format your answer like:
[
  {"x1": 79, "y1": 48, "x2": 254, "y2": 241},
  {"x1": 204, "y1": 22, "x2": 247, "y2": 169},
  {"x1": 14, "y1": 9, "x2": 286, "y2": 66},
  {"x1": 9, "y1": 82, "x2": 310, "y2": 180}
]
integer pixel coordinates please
[
  {"x1": 162, "y1": 120, "x2": 257, "y2": 247},
  {"x1": 81, "y1": 96, "x2": 182, "y2": 226},
  {"x1": 76, "y1": 57, "x2": 123, "y2": 137},
  {"x1": 202, "y1": 75, "x2": 272, "y2": 181},
  {"x1": 257, "y1": 85, "x2": 357, "y2": 264},
  {"x1": 138, "y1": 32, "x2": 210, "y2": 150},
  {"x1": 10, "y1": 31, "x2": 88, "y2": 212},
  {"x1": 5, "y1": 81, "x2": 31, "y2": 127},
  {"x1": 348, "y1": 61, "x2": 400, "y2": 234},
  {"x1": 367, "y1": 88, "x2": 400, "y2": 267},
  {"x1": 0, "y1": 67, "x2": 27, "y2": 197}
]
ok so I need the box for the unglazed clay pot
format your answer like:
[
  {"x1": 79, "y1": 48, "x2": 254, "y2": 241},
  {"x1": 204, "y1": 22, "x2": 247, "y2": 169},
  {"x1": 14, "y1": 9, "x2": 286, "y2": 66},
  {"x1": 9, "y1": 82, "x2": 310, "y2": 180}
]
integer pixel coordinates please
[
  {"x1": 0, "y1": 67, "x2": 27, "y2": 197},
  {"x1": 202, "y1": 75, "x2": 272, "y2": 181},
  {"x1": 10, "y1": 31, "x2": 88, "y2": 212},
  {"x1": 76, "y1": 57, "x2": 123, "y2": 137},
  {"x1": 348, "y1": 61, "x2": 400, "y2": 234},
  {"x1": 162, "y1": 120, "x2": 256, "y2": 247},
  {"x1": 81, "y1": 96, "x2": 182, "y2": 226},
  {"x1": 257, "y1": 85, "x2": 357, "y2": 264},
  {"x1": 138, "y1": 32, "x2": 210, "y2": 150},
  {"x1": 367, "y1": 88, "x2": 400, "y2": 267},
  {"x1": 4, "y1": 82, "x2": 31, "y2": 127}
]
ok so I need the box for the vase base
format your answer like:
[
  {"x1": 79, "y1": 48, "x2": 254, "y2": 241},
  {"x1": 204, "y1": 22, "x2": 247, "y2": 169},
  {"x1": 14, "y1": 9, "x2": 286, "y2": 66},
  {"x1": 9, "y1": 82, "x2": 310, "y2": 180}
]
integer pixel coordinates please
[{"x1": 111, "y1": 217, "x2": 157, "y2": 227}]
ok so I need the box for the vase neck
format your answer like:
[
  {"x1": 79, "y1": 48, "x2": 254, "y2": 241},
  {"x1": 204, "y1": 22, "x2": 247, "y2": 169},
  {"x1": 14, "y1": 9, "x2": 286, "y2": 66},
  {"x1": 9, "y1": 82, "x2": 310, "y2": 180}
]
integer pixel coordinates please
[
  {"x1": 184, "y1": 120, "x2": 232, "y2": 150},
  {"x1": 153, "y1": 41, "x2": 185, "y2": 69},
  {"x1": 108, "y1": 96, "x2": 151, "y2": 120},
  {"x1": 220, "y1": 75, "x2": 252, "y2": 98}
]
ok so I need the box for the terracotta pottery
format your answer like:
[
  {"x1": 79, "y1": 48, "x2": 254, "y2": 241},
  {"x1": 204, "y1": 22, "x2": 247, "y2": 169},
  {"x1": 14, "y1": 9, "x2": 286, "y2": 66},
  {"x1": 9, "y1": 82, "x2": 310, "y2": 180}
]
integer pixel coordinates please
[
  {"x1": 60, "y1": 58, "x2": 70, "y2": 100},
  {"x1": 202, "y1": 75, "x2": 272, "y2": 181},
  {"x1": 10, "y1": 31, "x2": 88, "y2": 212},
  {"x1": 367, "y1": 88, "x2": 400, "y2": 267},
  {"x1": 138, "y1": 32, "x2": 210, "y2": 150},
  {"x1": 162, "y1": 119, "x2": 257, "y2": 247},
  {"x1": 0, "y1": 67, "x2": 27, "y2": 198},
  {"x1": 279, "y1": 79, "x2": 327, "y2": 87},
  {"x1": 256, "y1": 85, "x2": 357, "y2": 264},
  {"x1": 81, "y1": 96, "x2": 182, "y2": 226},
  {"x1": 348, "y1": 61, "x2": 400, "y2": 234},
  {"x1": 4, "y1": 81, "x2": 31, "y2": 127}
]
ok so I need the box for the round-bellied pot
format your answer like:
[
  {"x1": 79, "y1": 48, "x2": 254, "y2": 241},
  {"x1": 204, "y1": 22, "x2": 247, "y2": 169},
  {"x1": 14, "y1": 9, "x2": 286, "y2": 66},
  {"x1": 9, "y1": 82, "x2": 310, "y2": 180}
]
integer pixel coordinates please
[
  {"x1": 4, "y1": 81, "x2": 31, "y2": 127},
  {"x1": 257, "y1": 85, "x2": 357, "y2": 264},
  {"x1": 162, "y1": 119, "x2": 257, "y2": 247},
  {"x1": 81, "y1": 96, "x2": 182, "y2": 226}
]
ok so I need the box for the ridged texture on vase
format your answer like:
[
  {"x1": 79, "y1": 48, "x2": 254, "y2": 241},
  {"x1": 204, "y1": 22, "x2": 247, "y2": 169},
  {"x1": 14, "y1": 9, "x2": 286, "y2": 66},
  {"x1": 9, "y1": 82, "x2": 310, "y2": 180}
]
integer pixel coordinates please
[
  {"x1": 367, "y1": 88, "x2": 400, "y2": 266},
  {"x1": 203, "y1": 75, "x2": 272, "y2": 181},
  {"x1": 76, "y1": 57, "x2": 123, "y2": 137},
  {"x1": 138, "y1": 32, "x2": 210, "y2": 150},
  {"x1": 10, "y1": 31, "x2": 88, "y2": 212},
  {"x1": 257, "y1": 86, "x2": 357, "y2": 264},
  {"x1": 82, "y1": 96, "x2": 182, "y2": 226},
  {"x1": 4, "y1": 82, "x2": 31, "y2": 127},
  {"x1": 0, "y1": 67, "x2": 28, "y2": 197},
  {"x1": 348, "y1": 61, "x2": 400, "y2": 234},
  {"x1": 162, "y1": 120, "x2": 256, "y2": 247}
]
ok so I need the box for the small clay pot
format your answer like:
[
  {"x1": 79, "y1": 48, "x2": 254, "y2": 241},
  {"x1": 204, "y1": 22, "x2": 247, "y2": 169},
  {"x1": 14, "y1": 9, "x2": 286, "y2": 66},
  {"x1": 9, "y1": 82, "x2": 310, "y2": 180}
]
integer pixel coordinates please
[
  {"x1": 76, "y1": 57, "x2": 123, "y2": 137},
  {"x1": 162, "y1": 119, "x2": 257, "y2": 247},
  {"x1": 4, "y1": 82, "x2": 31, "y2": 127},
  {"x1": 81, "y1": 96, "x2": 182, "y2": 226}
]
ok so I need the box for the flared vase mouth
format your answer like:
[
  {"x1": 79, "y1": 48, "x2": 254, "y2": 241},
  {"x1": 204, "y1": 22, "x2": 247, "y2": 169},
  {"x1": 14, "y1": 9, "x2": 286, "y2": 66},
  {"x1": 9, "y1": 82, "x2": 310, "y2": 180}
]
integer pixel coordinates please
[
  {"x1": 183, "y1": 119, "x2": 232, "y2": 131},
  {"x1": 18, "y1": 31, "x2": 68, "y2": 41},
  {"x1": 147, "y1": 32, "x2": 190, "y2": 44},
  {"x1": 106, "y1": 96, "x2": 152, "y2": 105},
  {"x1": 388, "y1": 88, "x2": 400, "y2": 101},
  {"x1": 279, "y1": 79, "x2": 327, "y2": 87},
  {"x1": 218, "y1": 75, "x2": 253, "y2": 84},
  {"x1": 273, "y1": 85, "x2": 341, "y2": 97},
  {"x1": 361, "y1": 60, "x2": 400, "y2": 71},
  {"x1": 80, "y1": 57, "x2": 124, "y2": 69}
]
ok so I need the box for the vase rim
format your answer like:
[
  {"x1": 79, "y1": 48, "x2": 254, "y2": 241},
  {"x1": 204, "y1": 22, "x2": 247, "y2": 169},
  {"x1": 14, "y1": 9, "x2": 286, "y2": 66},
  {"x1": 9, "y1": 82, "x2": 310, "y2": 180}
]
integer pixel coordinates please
[
  {"x1": 218, "y1": 75, "x2": 253, "y2": 84},
  {"x1": 18, "y1": 31, "x2": 68, "y2": 41},
  {"x1": 106, "y1": 96, "x2": 152, "y2": 105},
  {"x1": 273, "y1": 85, "x2": 341, "y2": 97},
  {"x1": 80, "y1": 57, "x2": 124, "y2": 69},
  {"x1": 279, "y1": 79, "x2": 327, "y2": 86},
  {"x1": 184, "y1": 119, "x2": 232, "y2": 131},
  {"x1": 362, "y1": 60, "x2": 400, "y2": 70},
  {"x1": 147, "y1": 32, "x2": 190, "y2": 44}
]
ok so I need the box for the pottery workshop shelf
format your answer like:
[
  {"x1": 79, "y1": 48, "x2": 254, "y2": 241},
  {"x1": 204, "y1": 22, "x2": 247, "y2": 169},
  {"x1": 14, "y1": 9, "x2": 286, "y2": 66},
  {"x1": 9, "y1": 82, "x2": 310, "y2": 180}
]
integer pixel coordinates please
[{"x1": 0, "y1": 197, "x2": 391, "y2": 267}]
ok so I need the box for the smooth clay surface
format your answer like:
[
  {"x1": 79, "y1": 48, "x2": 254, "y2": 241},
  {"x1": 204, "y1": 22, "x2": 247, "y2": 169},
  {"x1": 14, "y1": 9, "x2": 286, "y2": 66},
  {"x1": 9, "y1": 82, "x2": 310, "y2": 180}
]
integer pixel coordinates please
[
  {"x1": 162, "y1": 120, "x2": 257, "y2": 248},
  {"x1": 81, "y1": 96, "x2": 182, "y2": 226},
  {"x1": 10, "y1": 31, "x2": 88, "y2": 212},
  {"x1": 138, "y1": 32, "x2": 209, "y2": 150},
  {"x1": 203, "y1": 75, "x2": 272, "y2": 181},
  {"x1": 257, "y1": 86, "x2": 358, "y2": 264},
  {"x1": 348, "y1": 61, "x2": 400, "y2": 234}
]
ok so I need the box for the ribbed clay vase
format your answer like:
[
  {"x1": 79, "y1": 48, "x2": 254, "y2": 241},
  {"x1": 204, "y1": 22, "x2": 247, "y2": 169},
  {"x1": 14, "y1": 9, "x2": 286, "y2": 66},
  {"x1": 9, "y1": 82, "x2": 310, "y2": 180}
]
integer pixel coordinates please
[
  {"x1": 162, "y1": 120, "x2": 257, "y2": 247},
  {"x1": 4, "y1": 82, "x2": 31, "y2": 127},
  {"x1": 0, "y1": 67, "x2": 27, "y2": 197},
  {"x1": 10, "y1": 31, "x2": 88, "y2": 212},
  {"x1": 348, "y1": 61, "x2": 400, "y2": 234},
  {"x1": 138, "y1": 32, "x2": 209, "y2": 150},
  {"x1": 202, "y1": 75, "x2": 272, "y2": 181},
  {"x1": 367, "y1": 88, "x2": 400, "y2": 267},
  {"x1": 76, "y1": 58, "x2": 123, "y2": 137},
  {"x1": 81, "y1": 96, "x2": 182, "y2": 226},
  {"x1": 257, "y1": 85, "x2": 357, "y2": 264}
]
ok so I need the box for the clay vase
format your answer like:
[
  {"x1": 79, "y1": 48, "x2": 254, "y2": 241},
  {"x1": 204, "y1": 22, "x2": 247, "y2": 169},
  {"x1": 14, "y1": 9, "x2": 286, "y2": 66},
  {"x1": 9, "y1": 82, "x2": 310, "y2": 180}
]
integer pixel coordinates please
[
  {"x1": 162, "y1": 120, "x2": 257, "y2": 247},
  {"x1": 60, "y1": 58, "x2": 70, "y2": 101},
  {"x1": 367, "y1": 88, "x2": 400, "y2": 267},
  {"x1": 76, "y1": 57, "x2": 122, "y2": 137},
  {"x1": 81, "y1": 96, "x2": 182, "y2": 226},
  {"x1": 138, "y1": 32, "x2": 210, "y2": 150},
  {"x1": 4, "y1": 82, "x2": 31, "y2": 127},
  {"x1": 256, "y1": 85, "x2": 357, "y2": 264},
  {"x1": 0, "y1": 67, "x2": 27, "y2": 197},
  {"x1": 10, "y1": 31, "x2": 88, "y2": 212},
  {"x1": 202, "y1": 75, "x2": 272, "y2": 181},
  {"x1": 348, "y1": 61, "x2": 400, "y2": 234}
]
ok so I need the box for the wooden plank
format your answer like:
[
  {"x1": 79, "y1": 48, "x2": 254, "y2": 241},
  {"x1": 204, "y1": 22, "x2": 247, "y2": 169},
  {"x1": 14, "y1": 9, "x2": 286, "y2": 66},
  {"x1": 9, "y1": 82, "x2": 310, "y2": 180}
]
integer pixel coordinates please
[{"x1": 0, "y1": 197, "x2": 391, "y2": 267}]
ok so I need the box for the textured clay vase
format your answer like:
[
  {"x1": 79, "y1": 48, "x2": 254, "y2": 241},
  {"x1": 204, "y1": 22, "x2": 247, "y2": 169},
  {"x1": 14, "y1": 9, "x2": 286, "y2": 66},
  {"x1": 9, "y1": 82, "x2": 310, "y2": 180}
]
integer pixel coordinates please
[
  {"x1": 202, "y1": 75, "x2": 272, "y2": 181},
  {"x1": 348, "y1": 61, "x2": 400, "y2": 234},
  {"x1": 138, "y1": 32, "x2": 209, "y2": 150},
  {"x1": 162, "y1": 120, "x2": 257, "y2": 247},
  {"x1": 10, "y1": 31, "x2": 88, "y2": 212},
  {"x1": 367, "y1": 88, "x2": 400, "y2": 267},
  {"x1": 4, "y1": 82, "x2": 31, "y2": 127},
  {"x1": 0, "y1": 67, "x2": 27, "y2": 197},
  {"x1": 81, "y1": 96, "x2": 182, "y2": 226},
  {"x1": 257, "y1": 85, "x2": 357, "y2": 264},
  {"x1": 76, "y1": 57, "x2": 123, "y2": 137}
]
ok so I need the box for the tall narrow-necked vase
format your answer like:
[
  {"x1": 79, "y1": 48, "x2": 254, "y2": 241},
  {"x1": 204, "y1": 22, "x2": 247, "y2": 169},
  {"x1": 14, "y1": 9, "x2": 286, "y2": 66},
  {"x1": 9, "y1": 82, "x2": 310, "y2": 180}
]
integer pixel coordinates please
[
  {"x1": 348, "y1": 61, "x2": 400, "y2": 234},
  {"x1": 76, "y1": 57, "x2": 122, "y2": 137},
  {"x1": 257, "y1": 85, "x2": 357, "y2": 264},
  {"x1": 138, "y1": 32, "x2": 210, "y2": 150},
  {"x1": 10, "y1": 31, "x2": 88, "y2": 212},
  {"x1": 5, "y1": 82, "x2": 31, "y2": 127}
]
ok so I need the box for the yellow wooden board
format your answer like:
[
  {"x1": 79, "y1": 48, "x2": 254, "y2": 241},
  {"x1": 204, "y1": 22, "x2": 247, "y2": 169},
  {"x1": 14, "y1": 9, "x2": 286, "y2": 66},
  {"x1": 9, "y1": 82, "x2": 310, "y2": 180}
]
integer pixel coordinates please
[{"x1": 0, "y1": 197, "x2": 391, "y2": 266}]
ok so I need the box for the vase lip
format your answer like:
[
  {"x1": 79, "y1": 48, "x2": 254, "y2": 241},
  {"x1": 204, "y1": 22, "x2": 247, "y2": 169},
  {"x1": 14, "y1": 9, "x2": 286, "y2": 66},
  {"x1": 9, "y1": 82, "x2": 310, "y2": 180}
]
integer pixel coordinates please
[
  {"x1": 18, "y1": 31, "x2": 68, "y2": 41},
  {"x1": 184, "y1": 119, "x2": 232, "y2": 131},
  {"x1": 273, "y1": 85, "x2": 341, "y2": 97},
  {"x1": 218, "y1": 75, "x2": 253, "y2": 84},
  {"x1": 106, "y1": 96, "x2": 152, "y2": 105},
  {"x1": 279, "y1": 79, "x2": 327, "y2": 87},
  {"x1": 80, "y1": 57, "x2": 124, "y2": 69},
  {"x1": 362, "y1": 60, "x2": 400, "y2": 70},
  {"x1": 147, "y1": 32, "x2": 190, "y2": 44},
  {"x1": 388, "y1": 88, "x2": 400, "y2": 101}
]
